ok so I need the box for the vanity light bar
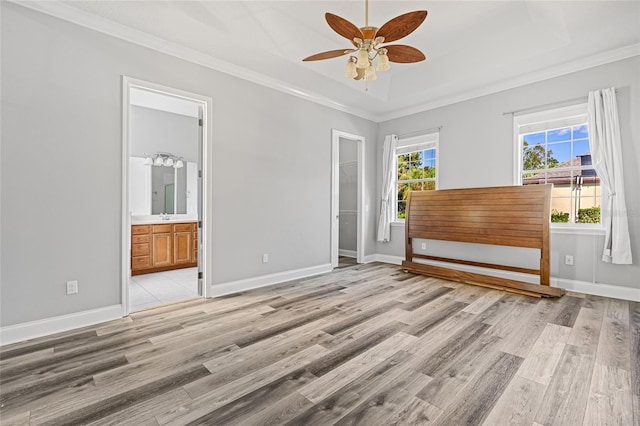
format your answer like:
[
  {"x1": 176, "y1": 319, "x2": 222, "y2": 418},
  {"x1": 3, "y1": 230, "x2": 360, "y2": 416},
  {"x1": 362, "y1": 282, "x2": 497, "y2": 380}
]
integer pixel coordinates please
[{"x1": 143, "y1": 153, "x2": 184, "y2": 168}]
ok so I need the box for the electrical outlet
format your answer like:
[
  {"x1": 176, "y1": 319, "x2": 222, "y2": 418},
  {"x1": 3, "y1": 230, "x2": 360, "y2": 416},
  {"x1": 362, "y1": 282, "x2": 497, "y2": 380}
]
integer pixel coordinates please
[
  {"x1": 262, "y1": 253, "x2": 269, "y2": 263},
  {"x1": 421, "y1": 242, "x2": 427, "y2": 250},
  {"x1": 66, "y1": 280, "x2": 78, "y2": 295},
  {"x1": 565, "y1": 255, "x2": 574, "y2": 266}
]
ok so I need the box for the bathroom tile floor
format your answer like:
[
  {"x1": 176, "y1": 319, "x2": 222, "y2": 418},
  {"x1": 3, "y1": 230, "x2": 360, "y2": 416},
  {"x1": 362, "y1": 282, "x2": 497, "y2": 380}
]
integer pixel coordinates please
[{"x1": 129, "y1": 267, "x2": 199, "y2": 312}]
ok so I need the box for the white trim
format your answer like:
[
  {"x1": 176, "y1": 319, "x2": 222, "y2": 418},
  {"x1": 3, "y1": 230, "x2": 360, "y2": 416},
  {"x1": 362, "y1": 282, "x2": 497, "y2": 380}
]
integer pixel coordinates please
[
  {"x1": 122, "y1": 77, "x2": 213, "y2": 314},
  {"x1": 363, "y1": 254, "x2": 404, "y2": 265},
  {"x1": 552, "y1": 278, "x2": 639, "y2": 302},
  {"x1": 209, "y1": 264, "x2": 332, "y2": 298},
  {"x1": 331, "y1": 130, "x2": 365, "y2": 269},
  {"x1": 121, "y1": 80, "x2": 131, "y2": 314},
  {"x1": 12, "y1": 2, "x2": 638, "y2": 123},
  {"x1": 11, "y1": 0, "x2": 375, "y2": 122},
  {"x1": 339, "y1": 249, "x2": 357, "y2": 258},
  {"x1": 378, "y1": 44, "x2": 640, "y2": 122},
  {"x1": 0, "y1": 305, "x2": 123, "y2": 346}
]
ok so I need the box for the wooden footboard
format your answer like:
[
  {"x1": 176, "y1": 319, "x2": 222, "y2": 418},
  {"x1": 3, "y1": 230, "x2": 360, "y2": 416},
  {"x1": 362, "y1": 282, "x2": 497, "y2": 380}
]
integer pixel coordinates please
[{"x1": 402, "y1": 185, "x2": 564, "y2": 298}]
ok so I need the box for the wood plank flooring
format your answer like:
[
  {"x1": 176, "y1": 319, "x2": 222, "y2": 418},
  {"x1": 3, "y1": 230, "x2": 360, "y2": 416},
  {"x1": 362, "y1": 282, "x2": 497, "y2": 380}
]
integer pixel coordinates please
[{"x1": 1, "y1": 262, "x2": 637, "y2": 425}]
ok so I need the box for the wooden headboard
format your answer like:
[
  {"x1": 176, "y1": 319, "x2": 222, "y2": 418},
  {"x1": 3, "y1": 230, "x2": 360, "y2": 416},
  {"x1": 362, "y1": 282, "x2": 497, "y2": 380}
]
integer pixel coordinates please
[{"x1": 402, "y1": 184, "x2": 564, "y2": 298}]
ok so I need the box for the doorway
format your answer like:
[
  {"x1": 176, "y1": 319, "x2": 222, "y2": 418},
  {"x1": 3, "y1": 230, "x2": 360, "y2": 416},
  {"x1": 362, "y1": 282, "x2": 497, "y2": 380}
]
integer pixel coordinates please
[
  {"x1": 331, "y1": 130, "x2": 365, "y2": 269},
  {"x1": 122, "y1": 77, "x2": 212, "y2": 315}
]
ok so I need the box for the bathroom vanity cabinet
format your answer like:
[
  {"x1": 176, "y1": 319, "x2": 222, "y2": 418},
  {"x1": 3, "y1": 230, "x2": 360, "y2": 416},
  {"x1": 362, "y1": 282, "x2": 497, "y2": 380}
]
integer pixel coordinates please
[{"x1": 131, "y1": 222, "x2": 197, "y2": 275}]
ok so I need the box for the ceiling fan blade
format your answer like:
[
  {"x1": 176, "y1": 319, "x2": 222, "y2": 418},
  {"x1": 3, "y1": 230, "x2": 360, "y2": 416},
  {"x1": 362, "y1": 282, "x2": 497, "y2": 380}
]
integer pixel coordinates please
[
  {"x1": 385, "y1": 45, "x2": 426, "y2": 63},
  {"x1": 376, "y1": 11, "x2": 428, "y2": 43},
  {"x1": 302, "y1": 49, "x2": 355, "y2": 61},
  {"x1": 325, "y1": 13, "x2": 364, "y2": 42}
]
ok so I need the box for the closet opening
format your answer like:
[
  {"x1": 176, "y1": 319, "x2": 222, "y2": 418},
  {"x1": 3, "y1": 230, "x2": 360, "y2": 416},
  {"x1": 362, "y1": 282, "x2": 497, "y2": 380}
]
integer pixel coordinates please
[{"x1": 331, "y1": 130, "x2": 365, "y2": 269}]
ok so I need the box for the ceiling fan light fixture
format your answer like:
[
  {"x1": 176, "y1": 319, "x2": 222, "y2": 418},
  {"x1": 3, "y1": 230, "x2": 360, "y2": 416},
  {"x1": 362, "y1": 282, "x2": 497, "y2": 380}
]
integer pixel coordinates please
[
  {"x1": 303, "y1": 1, "x2": 427, "y2": 85},
  {"x1": 356, "y1": 48, "x2": 370, "y2": 69},
  {"x1": 344, "y1": 57, "x2": 358, "y2": 79},
  {"x1": 376, "y1": 50, "x2": 390, "y2": 71}
]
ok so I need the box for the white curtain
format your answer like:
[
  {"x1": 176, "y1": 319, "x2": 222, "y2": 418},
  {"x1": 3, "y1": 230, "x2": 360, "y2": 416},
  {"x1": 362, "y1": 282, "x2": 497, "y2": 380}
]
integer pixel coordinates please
[
  {"x1": 587, "y1": 87, "x2": 632, "y2": 264},
  {"x1": 377, "y1": 134, "x2": 398, "y2": 242}
]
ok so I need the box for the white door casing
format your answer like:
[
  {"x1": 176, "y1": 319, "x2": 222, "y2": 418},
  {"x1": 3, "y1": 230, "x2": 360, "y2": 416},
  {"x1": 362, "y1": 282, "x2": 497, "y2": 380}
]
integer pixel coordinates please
[{"x1": 331, "y1": 129, "x2": 365, "y2": 268}]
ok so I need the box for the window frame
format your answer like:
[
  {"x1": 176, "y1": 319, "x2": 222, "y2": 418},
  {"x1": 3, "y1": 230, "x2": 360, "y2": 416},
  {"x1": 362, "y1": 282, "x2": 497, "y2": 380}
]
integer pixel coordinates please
[
  {"x1": 392, "y1": 132, "x2": 440, "y2": 223},
  {"x1": 513, "y1": 103, "x2": 605, "y2": 232}
]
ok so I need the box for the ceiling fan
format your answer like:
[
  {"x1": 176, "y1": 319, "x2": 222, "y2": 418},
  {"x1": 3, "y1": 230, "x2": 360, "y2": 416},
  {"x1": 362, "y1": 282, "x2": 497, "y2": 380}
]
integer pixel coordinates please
[{"x1": 303, "y1": 0, "x2": 428, "y2": 82}]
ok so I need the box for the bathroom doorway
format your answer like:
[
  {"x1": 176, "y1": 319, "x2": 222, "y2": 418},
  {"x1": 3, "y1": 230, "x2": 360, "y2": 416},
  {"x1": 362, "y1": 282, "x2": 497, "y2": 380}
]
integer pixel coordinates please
[{"x1": 122, "y1": 77, "x2": 212, "y2": 315}]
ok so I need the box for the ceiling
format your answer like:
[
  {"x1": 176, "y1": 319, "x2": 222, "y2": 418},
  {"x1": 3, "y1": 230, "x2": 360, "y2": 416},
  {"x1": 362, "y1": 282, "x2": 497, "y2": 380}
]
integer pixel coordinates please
[{"x1": 21, "y1": 1, "x2": 640, "y2": 122}]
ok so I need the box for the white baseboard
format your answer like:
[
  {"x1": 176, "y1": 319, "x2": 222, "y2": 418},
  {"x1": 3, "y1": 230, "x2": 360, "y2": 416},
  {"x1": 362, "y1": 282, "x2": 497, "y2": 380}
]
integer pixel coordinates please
[
  {"x1": 0, "y1": 304, "x2": 123, "y2": 346},
  {"x1": 338, "y1": 249, "x2": 357, "y2": 258},
  {"x1": 552, "y1": 278, "x2": 640, "y2": 302},
  {"x1": 362, "y1": 254, "x2": 404, "y2": 265},
  {"x1": 209, "y1": 263, "x2": 333, "y2": 298}
]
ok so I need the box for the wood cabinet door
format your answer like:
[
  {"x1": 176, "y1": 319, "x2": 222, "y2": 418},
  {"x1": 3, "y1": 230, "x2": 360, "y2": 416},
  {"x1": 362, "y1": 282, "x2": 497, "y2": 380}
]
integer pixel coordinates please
[
  {"x1": 152, "y1": 233, "x2": 172, "y2": 267},
  {"x1": 173, "y1": 231, "x2": 192, "y2": 265}
]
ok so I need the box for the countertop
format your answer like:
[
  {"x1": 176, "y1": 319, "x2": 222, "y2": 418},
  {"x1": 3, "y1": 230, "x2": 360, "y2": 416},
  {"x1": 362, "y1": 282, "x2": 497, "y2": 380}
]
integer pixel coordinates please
[{"x1": 131, "y1": 215, "x2": 198, "y2": 225}]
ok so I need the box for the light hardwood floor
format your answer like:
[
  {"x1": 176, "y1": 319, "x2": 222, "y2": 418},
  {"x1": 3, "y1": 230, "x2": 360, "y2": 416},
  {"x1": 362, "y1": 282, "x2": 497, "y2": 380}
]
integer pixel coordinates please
[{"x1": 1, "y1": 263, "x2": 638, "y2": 425}]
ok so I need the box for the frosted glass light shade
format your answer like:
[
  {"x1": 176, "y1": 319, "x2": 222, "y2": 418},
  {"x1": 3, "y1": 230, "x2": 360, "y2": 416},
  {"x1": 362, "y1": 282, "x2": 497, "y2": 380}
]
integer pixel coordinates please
[
  {"x1": 376, "y1": 53, "x2": 390, "y2": 71},
  {"x1": 344, "y1": 60, "x2": 357, "y2": 79},
  {"x1": 364, "y1": 65, "x2": 377, "y2": 81},
  {"x1": 144, "y1": 156, "x2": 153, "y2": 166},
  {"x1": 165, "y1": 157, "x2": 174, "y2": 167},
  {"x1": 154, "y1": 156, "x2": 164, "y2": 166},
  {"x1": 174, "y1": 160, "x2": 184, "y2": 169},
  {"x1": 356, "y1": 48, "x2": 370, "y2": 69}
]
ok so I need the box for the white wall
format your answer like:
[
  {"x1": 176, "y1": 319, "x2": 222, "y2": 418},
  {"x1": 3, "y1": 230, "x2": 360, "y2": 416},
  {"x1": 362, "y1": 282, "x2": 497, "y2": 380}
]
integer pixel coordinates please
[
  {"x1": 0, "y1": 3, "x2": 379, "y2": 327},
  {"x1": 130, "y1": 105, "x2": 199, "y2": 162},
  {"x1": 376, "y1": 56, "x2": 640, "y2": 294},
  {"x1": 129, "y1": 157, "x2": 151, "y2": 215},
  {"x1": 186, "y1": 162, "x2": 197, "y2": 216}
]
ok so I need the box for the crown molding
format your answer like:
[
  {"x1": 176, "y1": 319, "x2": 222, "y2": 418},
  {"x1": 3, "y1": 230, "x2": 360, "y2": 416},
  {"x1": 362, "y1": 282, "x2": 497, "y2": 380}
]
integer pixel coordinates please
[
  {"x1": 10, "y1": 1, "x2": 639, "y2": 124},
  {"x1": 10, "y1": 0, "x2": 378, "y2": 122},
  {"x1": 377, "y1": 43, "x2": 640, "y2": 122}
]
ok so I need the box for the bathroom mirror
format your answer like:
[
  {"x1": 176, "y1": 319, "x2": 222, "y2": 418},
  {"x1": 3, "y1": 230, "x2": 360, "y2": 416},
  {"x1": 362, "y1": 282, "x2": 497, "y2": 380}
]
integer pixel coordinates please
[
  {"x1": 151, "y1": 166, "x2": 186, "y2": 214},
  {"x1": 129, "y1": 157, "x2": 197, "y2": 216}
]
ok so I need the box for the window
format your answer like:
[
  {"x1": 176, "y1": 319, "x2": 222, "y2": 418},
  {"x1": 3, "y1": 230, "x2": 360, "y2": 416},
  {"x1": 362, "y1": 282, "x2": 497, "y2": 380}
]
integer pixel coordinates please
[
  {"x1": 394, "y1": 132, "x2": 439, "y2": 220},
  {"x1": 515, "y1": 104, "x2": 601, "y2": 225}
]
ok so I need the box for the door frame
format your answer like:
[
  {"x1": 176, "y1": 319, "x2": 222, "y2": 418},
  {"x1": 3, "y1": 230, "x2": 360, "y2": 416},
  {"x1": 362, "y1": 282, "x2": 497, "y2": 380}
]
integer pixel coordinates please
[
  {"x1": 331, "y1": 129, "x2": 365, "y2": 268},
  {"x1": 121, "y1": 76, "x2": 213, "y2": 316}
]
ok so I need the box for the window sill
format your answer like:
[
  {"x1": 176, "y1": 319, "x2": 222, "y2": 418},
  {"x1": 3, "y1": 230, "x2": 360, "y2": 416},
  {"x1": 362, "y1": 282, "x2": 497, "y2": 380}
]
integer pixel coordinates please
[
  {"x1": 391, "y1": 222, "x2": 405, "y2": 227},
  {"x1": 551, "y1": 225, "x2": 606, "y2": 236}
]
